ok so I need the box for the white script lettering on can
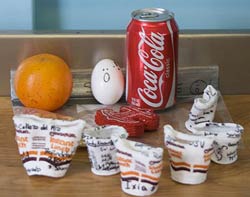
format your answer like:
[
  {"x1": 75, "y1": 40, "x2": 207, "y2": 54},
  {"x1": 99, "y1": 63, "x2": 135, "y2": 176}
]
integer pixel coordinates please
[{"x1": 137, "y1": 27, "x2": 165, "y2": 108}]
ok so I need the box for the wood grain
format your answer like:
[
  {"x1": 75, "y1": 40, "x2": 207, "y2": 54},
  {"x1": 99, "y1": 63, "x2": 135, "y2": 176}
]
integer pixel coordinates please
[{"x1": 0, "y1": 96, "x2": 249, "y2": 197}]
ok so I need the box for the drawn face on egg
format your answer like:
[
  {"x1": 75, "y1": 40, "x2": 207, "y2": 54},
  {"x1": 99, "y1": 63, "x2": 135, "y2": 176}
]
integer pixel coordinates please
[{"x1": 101, "y1": 63, "x2": 121, "y2": 84}]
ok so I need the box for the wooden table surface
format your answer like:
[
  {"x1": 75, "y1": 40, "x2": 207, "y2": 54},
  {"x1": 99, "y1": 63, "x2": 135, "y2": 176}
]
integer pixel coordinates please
[{"x1": 0, "y1": 95, "x2": 249, "y2": 197}]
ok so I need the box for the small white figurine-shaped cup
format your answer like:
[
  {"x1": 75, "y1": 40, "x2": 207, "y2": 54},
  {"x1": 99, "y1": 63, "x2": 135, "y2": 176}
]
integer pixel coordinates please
[
  {"x1": 185, "y1": 85, "x2": 219, "y2": 133},
  {"x1": 83, "y1": 125, "x2": 128, "y2": 176},
  {"x1": 13, "y1": 114, "x2": 85, "y2": 178},
  {"x1": 164, "y1": 125, "x2": 214, "y2": 185},
  {"x1": 193, "y1": 122, "x2": 244, "y2": 164},
  {"x1": 112, "y1": 137, "x2": 164, "y2": 196}
]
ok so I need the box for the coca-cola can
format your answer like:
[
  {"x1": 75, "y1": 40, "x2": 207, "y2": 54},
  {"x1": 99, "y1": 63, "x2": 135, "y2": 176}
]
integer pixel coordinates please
[{"x1": 126, "y1": 8, "x2": 178, "y2": 110}]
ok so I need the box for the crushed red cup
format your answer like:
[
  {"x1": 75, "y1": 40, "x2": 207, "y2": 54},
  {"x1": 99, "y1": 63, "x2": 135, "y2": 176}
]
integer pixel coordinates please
[
  {"x1": 95, "y1": 108, "x2": 144, "y2": 137},
  {"x1": 120, "y1": 105, "x2": 159, "y2": 131},
  {"x1": 95, "y1": 105, "x2": 159, "y2": 137}
]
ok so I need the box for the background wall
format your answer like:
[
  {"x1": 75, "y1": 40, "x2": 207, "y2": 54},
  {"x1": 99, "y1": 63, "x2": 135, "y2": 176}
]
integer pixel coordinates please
[
  {"x1": 1, "y1": 0, "x2": 250, "y2": 30},
  {"x1": 0, "y1": 0, "x2": 33, "y2": 30}
]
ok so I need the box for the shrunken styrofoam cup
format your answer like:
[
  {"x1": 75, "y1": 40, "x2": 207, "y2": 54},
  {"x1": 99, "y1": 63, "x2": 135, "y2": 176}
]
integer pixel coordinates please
[
  {"x1": 112, "y1": 137, "x2": 164, "y2": 196},
  {"x1": 164, "y1": 125, "x2": 214, "y2": 185},
  {"x1": 13, "y1": 114, "x2": 85, "y2": 178},
  {"x1": 83, "y1": 125, "x2": 128, "y2": 176},
  {"x1": 193, "y1": 122, "x2": 244, "y2": 164},
  {"x1": 185, "y1": 85, "x2": 219, "y2": 133}
]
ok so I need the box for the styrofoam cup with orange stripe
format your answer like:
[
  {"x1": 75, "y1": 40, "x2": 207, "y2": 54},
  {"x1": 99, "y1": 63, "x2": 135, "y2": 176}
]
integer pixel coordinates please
[
  {"x1": 13, "y1": 111, "x2": 85, "y2": 178},
  {"x1": 112, "y1": 137, "x2": 163, "y2": 196},
  {"x1": 83, "y1": 125, "x2": 128, "y2": 176},
  {"x1": 164, "y1": 125, "x2": 214, "y2": 184}
]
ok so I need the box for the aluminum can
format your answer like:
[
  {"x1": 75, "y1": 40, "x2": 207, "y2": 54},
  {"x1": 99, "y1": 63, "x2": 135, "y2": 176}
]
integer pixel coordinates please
[{"x1": 126, "y1": 8, "x2": 178, "y2": 110}]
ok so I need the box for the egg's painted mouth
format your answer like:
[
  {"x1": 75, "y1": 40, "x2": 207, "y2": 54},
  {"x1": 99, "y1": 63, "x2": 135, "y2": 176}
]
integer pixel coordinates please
[{"x1": 103, "y1": 72, "x2": 110, "y2": 83}]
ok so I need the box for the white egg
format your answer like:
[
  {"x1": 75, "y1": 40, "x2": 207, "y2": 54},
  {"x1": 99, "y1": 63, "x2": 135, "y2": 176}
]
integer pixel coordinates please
[{"x1": 91, "y1": 59, "x2": 124, "y2": 105}]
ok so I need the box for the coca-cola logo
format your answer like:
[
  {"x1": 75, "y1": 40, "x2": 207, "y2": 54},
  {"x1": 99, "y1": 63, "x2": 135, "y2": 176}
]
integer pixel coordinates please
[{"x1": 137, "y1": 27, "x2": 165, "y2": 108}]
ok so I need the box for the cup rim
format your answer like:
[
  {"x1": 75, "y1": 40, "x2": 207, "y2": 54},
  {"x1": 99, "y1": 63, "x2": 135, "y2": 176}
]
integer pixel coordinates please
[{"x1": 83, "y1": 125, "x2": 128, "y2": 140}]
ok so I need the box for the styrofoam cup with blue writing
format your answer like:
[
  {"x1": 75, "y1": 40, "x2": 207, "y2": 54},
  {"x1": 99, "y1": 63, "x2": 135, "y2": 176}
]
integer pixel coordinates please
[
  {"x1": 194, "y1": 122, "x2": 244, "y2": 164},
  {"x1": 83, "y1": 125, "x2": 128, "y2": 176}
]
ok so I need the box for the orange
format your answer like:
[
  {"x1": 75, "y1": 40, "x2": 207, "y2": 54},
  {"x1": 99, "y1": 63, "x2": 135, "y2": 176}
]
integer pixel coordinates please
[{"x1": 14, "y1": 53, "x2": 72, "y2": 111}]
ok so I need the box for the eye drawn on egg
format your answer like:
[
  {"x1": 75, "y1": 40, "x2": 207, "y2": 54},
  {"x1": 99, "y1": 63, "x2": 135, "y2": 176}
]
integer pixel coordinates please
[{"x1": 114, "y1": 61, "x2": 121, "y2": 70}]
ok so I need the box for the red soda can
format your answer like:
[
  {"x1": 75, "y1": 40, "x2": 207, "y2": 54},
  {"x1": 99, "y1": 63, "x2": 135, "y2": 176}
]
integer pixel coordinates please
[{"x1": 126, "y1": 8, "x2": 178, "y2": 110}]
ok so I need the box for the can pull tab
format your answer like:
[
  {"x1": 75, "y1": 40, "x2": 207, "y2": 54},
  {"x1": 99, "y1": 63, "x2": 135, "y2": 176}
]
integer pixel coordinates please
[{"x1": 140, "y1": 12, "x2": 159, "y2": 19}]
